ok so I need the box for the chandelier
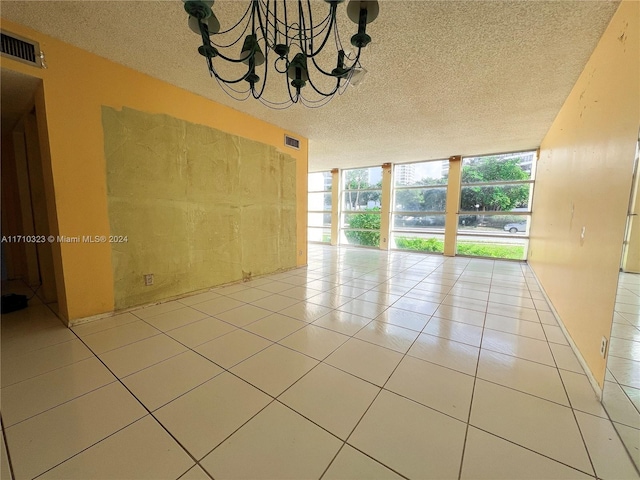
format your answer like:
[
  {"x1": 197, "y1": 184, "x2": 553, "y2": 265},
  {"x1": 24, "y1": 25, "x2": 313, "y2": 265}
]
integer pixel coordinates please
[{"x1": 183, "y1": 0, "x2": 379, "y2": 108}]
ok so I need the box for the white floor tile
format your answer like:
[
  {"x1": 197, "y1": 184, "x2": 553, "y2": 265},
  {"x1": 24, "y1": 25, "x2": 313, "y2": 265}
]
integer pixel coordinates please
[
  {"x1": 349, "y1": 390, "x2": 467, "y2": 479},
  {"x1": 386, "y1": 355, "x2": 474, "y2": 420},
  {"x1": 460, "y1": 427, "x2": 592, "y2": 480},
  {"x1": 191, "y1": 296, "x2": 245, "y2": 316},
  {"x1": 166, "y1": 316, "x2": 236, "y2": 348},
  {"x1": 323, "y1": 445, "x2": 403, "y2": 479},
  {"x1": 244, "y1": 313, "x2": 307, "y2": 341},
  {"x1": 325, "y1": 338, "x2": 403, "y2": 386},
  {"x1": 408, "y1": 333, "x2": 480, "y2": 375},
  {"x1": 477, "y1": 349, "x2": 568, "y2": 405},
  {"x1": 133, "y1": 301, "x2": 185, "y2": 320},
  {"x1": 71, "y1": 312, "x2": 139, "y2": 337},
  {"x1": 1, "y1": 338, "x2": 93, "y2": 387},
  {"x1": 374, "y1": 307, "x2": 431, "y2": 332},
  {"x1": 559, "y1": 369, "x2": 608, "y2": 417},
  {"x1": 200, "y1": 401, "x2": 342, "y2": 479},
  {"x1": 313, "y1": 310, "x2": 372, "y2": 335},
  {"x1": 470, "y1": 380, "x2": 593, "y2": 474},
  {"x1": 231, "y1": 344, "x2": 318, "y2": 396},
  {"x1": 279, "y1": 363, "x2": 380, "y2": 439},
  {"x1": 1, "y1": 434, "x2": 10, "y2": 480},
  {"x1": 433, "y1": 304, "x2": 486, "y2": 326},
  {"x1": 2, "y1": 356, "x2": 116, "y2": 427},
  {"x1": 354, "y1": 321, "x2": 420, "y2": 353},
  {"x1": 279, "y1": 302, "x2": 333, "y2": 323},
  {"x1": 122, "y1": 350, "x2": 222, "y2": 410},
  {"x1": 2, "y1": 324, "x2": 78, "y2": 359},
  {"x1": 214, "y1": 304, "x2": 272, "y2": 327},
  {"x1": 195, "y1": 329, "x2": 272, "y2": 368},
  {"x1": 250, "y1": 293, "x2": 301, "y2": 312},
  {"x1": 482, "y1": 329, "x2": 555, "y2": 366},
  {"x1": 484, "y1": 313, "x2": 546, "y2": 340},
  {"x1": 424, "y1": 317, "x2": 483, "y2": 347},
  {"x1": 142, "y1": 307, "x2": 209, "y2": 332},
  {"x1": 5, "y1": 382, "x2": 146, "y2": 479},
  {"x1": 178, "y1": 290, "x2": 222, "y2": 306},
  {"x1": 575, "y1": 411, "x2": 640, "y2": 479},
  {"x1": 179, "y1": 465, "x2": 212, "y2": 479},
  {"x1": 487, "y1": 303, "x2": 539, "y2": 322},
  {"x1": 550, "y1": 343, "x2": 586, "y2": 374},
  {"x1": 392, "y1": 297, "x2": 439, "y2": 316},
  {"x1": 39, "y1": 416, "x2": 194, "y2": 480},
  {"x1": 81, "y1": 321, "x2": 160, "y2": 355},
  {"x1": 155, "y1": 372, "x2": 271, "y2": 460},
  {"x1": 279, "y1": 324, "x2": 349, "y2": 360},
  {"x1": 99, "y1": 333, "x2": 187, "y2": 378}
]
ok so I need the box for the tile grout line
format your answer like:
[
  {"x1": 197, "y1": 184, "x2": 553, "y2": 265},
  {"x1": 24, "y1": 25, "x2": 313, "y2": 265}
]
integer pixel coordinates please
[
  {"x1": 0, "y1": 414, "x2": 16, "y2": 480},
  {"x1": 455, "y1": 257, "x2": 493, "y2": 480}
]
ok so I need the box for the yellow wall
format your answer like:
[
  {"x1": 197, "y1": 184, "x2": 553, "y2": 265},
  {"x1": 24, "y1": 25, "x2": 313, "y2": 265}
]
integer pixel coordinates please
[
  {"x1": 529, "y1": 0, "x2": 640, "y2": 388},
  {"x1": 0, "y1": 19, "x2": 308, "y2": 322}
]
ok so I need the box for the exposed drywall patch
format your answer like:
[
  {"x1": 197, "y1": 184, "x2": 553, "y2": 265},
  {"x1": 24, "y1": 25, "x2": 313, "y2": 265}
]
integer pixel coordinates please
[{"x1": 102, "y1": 106, "x2": 297, "y2": 310}]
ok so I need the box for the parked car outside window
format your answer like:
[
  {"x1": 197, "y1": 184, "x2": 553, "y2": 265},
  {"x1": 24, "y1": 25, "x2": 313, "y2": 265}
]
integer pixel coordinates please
[{"x1": 503, "y1": 222, "x2": 527, "y2": 233}]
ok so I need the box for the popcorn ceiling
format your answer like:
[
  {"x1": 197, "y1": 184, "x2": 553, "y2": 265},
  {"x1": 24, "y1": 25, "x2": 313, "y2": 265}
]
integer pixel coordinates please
[{"x1": 0, "y1": 0, "x2": 620, "y2": 170}]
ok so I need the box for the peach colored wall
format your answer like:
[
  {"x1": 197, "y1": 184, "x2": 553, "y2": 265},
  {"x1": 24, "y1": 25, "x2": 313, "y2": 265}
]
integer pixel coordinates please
[
  {"x1": 529, "y1": 1, "x2": 639, "y2": 388},
  {"x1": 0, "y1": 19, "x2": 308, "y2": 321}
]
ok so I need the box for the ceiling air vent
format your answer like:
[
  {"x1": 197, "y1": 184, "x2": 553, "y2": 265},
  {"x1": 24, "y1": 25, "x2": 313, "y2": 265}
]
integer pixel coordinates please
[
  {"x1": 1, "y1": 30, "x2": 42, "y2": 67},
  {"x1": 284, "y1": 134, "x2": 300, "y2": 150}
]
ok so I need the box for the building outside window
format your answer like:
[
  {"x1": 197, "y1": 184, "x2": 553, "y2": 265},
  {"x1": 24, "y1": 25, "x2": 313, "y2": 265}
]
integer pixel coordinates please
[{"x1": 391, "y1": 159, "x2": 449, "y2": 253}]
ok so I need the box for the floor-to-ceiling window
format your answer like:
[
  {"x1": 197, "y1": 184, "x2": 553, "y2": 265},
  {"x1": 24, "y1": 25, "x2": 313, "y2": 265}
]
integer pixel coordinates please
[
  {"x1": 391, "y1": 159, "x2": 449, "y2": 253},
  {"x1": 307, "y1": 171, "x2": 332, "y2": 244},
  {"x1": 340, "y1": 167, "x2": 383, "y2": 247},
  {"x1": 456, "y1": 151, "x2": 537, "y2": 260}
]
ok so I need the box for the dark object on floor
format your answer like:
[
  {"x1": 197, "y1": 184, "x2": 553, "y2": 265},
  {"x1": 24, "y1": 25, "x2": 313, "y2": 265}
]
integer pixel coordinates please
[{"x1": 1, "y1": 293, "x2": 28, "y2": 313}]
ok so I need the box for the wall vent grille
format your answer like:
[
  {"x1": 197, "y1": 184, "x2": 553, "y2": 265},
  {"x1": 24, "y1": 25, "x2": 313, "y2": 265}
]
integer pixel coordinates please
[
  {"x1": 284, "y1": 135, "x2": 300, "y2": 150},
  {"x1": 1, "y1": 31, "x2": 41, "y2": 67}
]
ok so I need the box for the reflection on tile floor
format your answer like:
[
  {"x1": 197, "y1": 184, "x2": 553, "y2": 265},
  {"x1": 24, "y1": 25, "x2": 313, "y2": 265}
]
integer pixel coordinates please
[
  {"x1": 603, "y1": 272, "x2": 640, "y2": 469},
  {"x1": 2, "y1": 245, "x2": 639, "y2": 479}
]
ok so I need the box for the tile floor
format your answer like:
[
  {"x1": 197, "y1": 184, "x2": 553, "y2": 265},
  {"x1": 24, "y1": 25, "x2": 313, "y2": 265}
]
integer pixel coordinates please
[
  {"x1": 1, "y1": 245, "x2": 639, "y2": 479},
  {"x1": 603, "y1": 272, "x2": 640, "y2": 468}
]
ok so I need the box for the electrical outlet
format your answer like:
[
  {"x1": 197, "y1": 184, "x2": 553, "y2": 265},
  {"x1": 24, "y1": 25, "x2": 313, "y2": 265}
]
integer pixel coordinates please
[
  {"x1": 144, "y1": 274, "x2": 154, "y2": 286},
  {"x1": 600, "y1": 336, "x2": 608, "y2": 358}
]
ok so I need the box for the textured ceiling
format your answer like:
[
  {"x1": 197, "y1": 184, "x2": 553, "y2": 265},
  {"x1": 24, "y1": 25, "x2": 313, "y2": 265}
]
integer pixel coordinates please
[{"x1": 0, "y1": 0, "x2": 620, "y2": 171}]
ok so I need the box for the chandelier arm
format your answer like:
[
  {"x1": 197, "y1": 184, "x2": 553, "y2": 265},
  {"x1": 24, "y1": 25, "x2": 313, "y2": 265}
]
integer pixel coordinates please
[
  {"x1": 209, "y1": 62, "x2": 257, "y2": 84},
  {"x1": 306, "y1": 4, "x2": 338, "y2": 59},
  {"x1": 297, "y1": 1, "x2": 306, "y2": 53},
  {"x1": 256, "y1": 0, "x2": 331, "y2": 44},
  {"x1": 309, "y1": 43, "x2": 361, "y2": 77},
  {"x1": 285, "y1": 70, "x2": 301, "y2": 104},
  {"x1": 210, "y1": 18, "x2": 251, "y2": 48},
  {"x1": 215, "y1": 1, "x2": 253, "y2": 35},
  {"x1": 250, "y1": 39, "x2": 270, "y2": 100},
  {"x1": 305, "y1": 72, "x2": 341, "y2": 97},
  {"x1": 214, "y1": 75, "x2": 252, "y2": 97},
  {"x1": 299, "y1": 94, "x2": 335, "y2": 108},
  {"x1": 257, "y1": 96, "x2": 294, "y2": 110}
]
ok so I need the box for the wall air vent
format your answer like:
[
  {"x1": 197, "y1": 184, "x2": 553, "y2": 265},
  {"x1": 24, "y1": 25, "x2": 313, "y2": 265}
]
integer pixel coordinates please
[
  {"x1": 284, "y1": 134, "x2": 300, "y2": 150},
  {"x1": 1, "y1": 30, "x2": 43, "y2": 67}
]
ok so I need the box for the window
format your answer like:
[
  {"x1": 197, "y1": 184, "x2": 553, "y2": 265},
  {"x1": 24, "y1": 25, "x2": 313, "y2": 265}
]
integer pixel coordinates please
[
  {"x1": 391, "y1": 160, "x2": 448, "y2": 253},
  {"x1": 456, "y1": 151, "x2": 537, "y2": 260},
  {"x1": 340, "y1": 167, "x2": 382, "y2": 247},
  {"x1": 308, "y1": 172, "x2": 332, "y2": 243}
]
